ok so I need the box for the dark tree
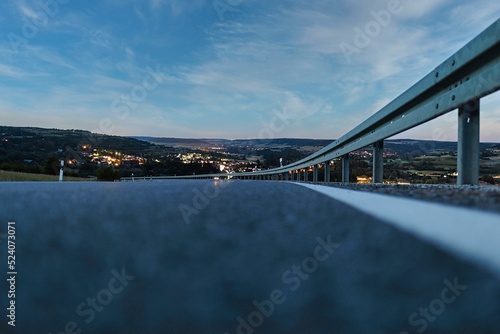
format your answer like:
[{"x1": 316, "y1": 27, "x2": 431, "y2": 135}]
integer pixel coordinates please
[
  {"x1": 96, "y1": 166, "x2": 120, "y2": 181},
  {"x1": 44, "y1": 156, "x2": 60, "y2": 175}
]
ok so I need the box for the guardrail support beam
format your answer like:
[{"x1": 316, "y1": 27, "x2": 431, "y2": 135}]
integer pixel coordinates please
[
  {"x1": 373, "y1": 140, "x2": 384, "y2": 184},
  {"x1": 458, "y1": 99, "x2": 480, "y2": 185},
  {"x1": 342, "y1": 155, "x2": 350, "y2": 183},
  {"x1": 313, "y1": 165, "x2": 319, "y2": 183},
  {"x1": 324, "y1": 161, "x2": 331, "y2": 183}
]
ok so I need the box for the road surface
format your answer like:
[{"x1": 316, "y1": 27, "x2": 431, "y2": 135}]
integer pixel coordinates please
[{"x1": 0, "y1": 180, "x2": 499, "y2": 333}]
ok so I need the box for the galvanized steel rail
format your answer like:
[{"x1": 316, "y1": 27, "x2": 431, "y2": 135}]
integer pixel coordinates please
[{"x1": 123, "y1": 19, "x2": 500, "y2": 185}]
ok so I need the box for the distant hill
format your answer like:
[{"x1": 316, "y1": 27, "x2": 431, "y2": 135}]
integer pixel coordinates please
[
  {"x1": 0, "y1": 126, "x2": 170, "y2": 177},
  {"x1": 2, "y1": 126, "x2": 499, "y2": 180},
  {"x1": 131, "y1": 137, "x2": 336, "y2": 149},
  {"x1": 132, "y1": 137, "x2": 213, "y2": 148},
  {"x1": 0, "y1": 126, "x2": 158, "y2": 159},
  {"x1": 133, "y1": 136, "x2": 499, "y2": 154}
]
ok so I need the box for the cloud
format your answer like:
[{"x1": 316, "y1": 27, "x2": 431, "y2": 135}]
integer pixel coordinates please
[
  {"x1": 18, "y1": 4, "x2": 42, "y2": 21},
  {"x1": 154, "y1": 0, "x2": 205, "y2": 16},
  {"x1": 0, "y1": 64, "x2": 28, "y2": 78},
  {"x1": 0, "y1": 0, "x2": 498, "y2": 140},
  {"x1": 397, "y1": 0, "x2": 451, "y2": 19}
]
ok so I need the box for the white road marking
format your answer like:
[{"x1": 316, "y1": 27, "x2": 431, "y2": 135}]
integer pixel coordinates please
[{"x1": 295, "y1": 183, "x2": 500, "y2": 275}]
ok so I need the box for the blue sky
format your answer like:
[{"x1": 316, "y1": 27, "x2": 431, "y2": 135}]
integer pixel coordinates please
[{"x1": 0, "y1": 0, "x2": 499, "y2": 141}]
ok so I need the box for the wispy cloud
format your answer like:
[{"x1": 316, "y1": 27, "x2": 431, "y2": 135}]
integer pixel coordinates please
[
  {"x1": 155, "y1": 0, "x2": 206, "y2": 16},
  {"x1": 18, "y1": 3, "x2": 42, "y2": 21},
  {"x1": 0, "y1": 0, "x2": 498, "y2": 140}
]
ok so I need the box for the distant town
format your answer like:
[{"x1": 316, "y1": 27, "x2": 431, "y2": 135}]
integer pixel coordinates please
[{"x1": 1, "y1": 126, "x2": 499, "y2": 184}]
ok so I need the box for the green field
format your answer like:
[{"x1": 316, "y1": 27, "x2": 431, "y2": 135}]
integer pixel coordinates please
[{"x1": 0, "y1": 170, "x2": 92, "y2": 182}]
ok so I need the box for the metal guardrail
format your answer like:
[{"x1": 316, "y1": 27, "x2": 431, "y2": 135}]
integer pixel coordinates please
[{"x1": 122, "y1": 19, "x2": 500, "y2": 185}]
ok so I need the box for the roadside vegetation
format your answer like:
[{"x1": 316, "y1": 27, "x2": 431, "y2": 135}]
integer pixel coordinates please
[{"x1": 0, "y1": 170, "x2": 91, "y2": 182}]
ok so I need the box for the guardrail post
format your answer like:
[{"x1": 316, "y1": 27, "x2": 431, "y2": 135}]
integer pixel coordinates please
[
  {"x1": 324, "y1": 161, "x2": 331, "y2": 183},
  {"x1": 458, "y1": 99, "x2": 480, "y2": 185},
  {"x1": 313, "y1": 164, "x2": 319, "y2": 182},
  {"x1": 373, "y1": 140, "x2": 384, "y2": 184},
  {"x1": 342, "y1": 155, "x2": 350, "y2": 183}
]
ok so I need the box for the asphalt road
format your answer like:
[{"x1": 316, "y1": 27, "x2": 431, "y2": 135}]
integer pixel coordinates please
[{"x1": 0, "y1": 180, "x2": 499, "y2": 334}]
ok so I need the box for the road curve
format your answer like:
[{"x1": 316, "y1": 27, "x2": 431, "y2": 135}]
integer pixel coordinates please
[{"x1": 0, "y1": 180, "x2": 499, "y2": 334}]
